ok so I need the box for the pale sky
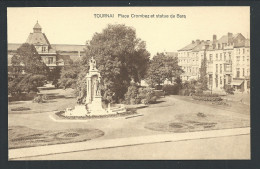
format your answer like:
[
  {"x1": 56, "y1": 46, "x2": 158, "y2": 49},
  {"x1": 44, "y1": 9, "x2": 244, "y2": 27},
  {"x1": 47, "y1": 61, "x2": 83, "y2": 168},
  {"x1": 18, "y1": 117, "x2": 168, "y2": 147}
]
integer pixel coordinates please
[{"x1": 7, "y1": 7, "x2": 250, "y2": 56}]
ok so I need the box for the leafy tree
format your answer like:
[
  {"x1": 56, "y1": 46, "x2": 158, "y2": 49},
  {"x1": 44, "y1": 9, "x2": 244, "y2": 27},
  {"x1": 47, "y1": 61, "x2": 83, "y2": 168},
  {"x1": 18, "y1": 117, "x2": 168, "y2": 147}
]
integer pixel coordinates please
[
  {"x1": 77, "y1": 24, "x2": 150, "y2": 103},
  {"x1": 199, "y1": 51, "x2": 208, "y2": 90},
  {"x1": 14, "y1": 43, "x2": 49, "y2": 75},
  {"x1": 58, "y1": 61, "x2": 83, "y2": 89},
  {"x1": 145, "y1": 53, "x2": 183, "y2": 87},
  {"x1": 8, "y1": 43, "x2": 49, "y2": 96}
]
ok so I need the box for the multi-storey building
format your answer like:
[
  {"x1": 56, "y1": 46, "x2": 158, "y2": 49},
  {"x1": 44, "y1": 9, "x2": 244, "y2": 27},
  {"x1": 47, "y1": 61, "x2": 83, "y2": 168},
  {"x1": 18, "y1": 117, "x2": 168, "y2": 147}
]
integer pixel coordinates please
[
  {"x1": 177, "y1": 33, "x2": 250, "y2": 92},
  {"x1": 8, "y1": 21, "x2": 85, "y2": 73}
]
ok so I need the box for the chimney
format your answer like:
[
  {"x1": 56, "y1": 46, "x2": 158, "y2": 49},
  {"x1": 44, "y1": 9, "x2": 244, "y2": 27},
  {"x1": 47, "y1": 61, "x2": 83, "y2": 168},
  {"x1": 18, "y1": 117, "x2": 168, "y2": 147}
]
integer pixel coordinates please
[
  {"x1": 228, "y1": 32, "x2": 233, "y2": 43},
  {"x1": 192, "y1": 40, "x2": 195, "y2": 44},
  {"x1": 213, "y1": 35, "x2": 217, "y2": 42},
  {"x1": 196, "y1": 39, "x2": 200, "y2": 44}
]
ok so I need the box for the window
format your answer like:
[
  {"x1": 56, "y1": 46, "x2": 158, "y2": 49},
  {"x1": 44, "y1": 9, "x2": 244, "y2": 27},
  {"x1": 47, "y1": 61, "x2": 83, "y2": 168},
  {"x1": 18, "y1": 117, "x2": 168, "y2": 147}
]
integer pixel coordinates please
[
  {"x1": 216, "y1": 75, "x2": 218, "y2": 87},
  {"x1": 210, "y1": 54, "x2": 213, "y2": 61},
  {"x1": 237, "y1": 56, "x2": 240, "y2": 62},
  {"x1": 243, "y1": 49, "x2": 245, "y2": 54},
  {"x1": 247, "y1": 69, "x2": 249, "y2": 76},
  {"x1": 236, "y1": 68, "x2": 240, "y2": 78},
  {"x1": 220, "y1": 76, "x2": 222, "y2": 85},
  {"x1": 48, "y1": 57, "x2": 53, "y2": 64},
  {"x1": 42, "y1": 46, "x2": 46, "y2": 52},
  {"x1": 220, "y1": 53, "x2": 222, "y2": 61},
  {"x1": 216, "y1": 54, "x2": 218, "y2": 61},
  {"x1": 220, "y1": 64, "x2": 222, "y2": 74},
  {"x1": 243, "y1": 68, "x2": 245, "y2": 76},
  {"x1": 216, "y1": 64, "x2": 218, "y2": 73},
  {"x1": 229, "y1": 53, "x2": 231, "y2": 60}
]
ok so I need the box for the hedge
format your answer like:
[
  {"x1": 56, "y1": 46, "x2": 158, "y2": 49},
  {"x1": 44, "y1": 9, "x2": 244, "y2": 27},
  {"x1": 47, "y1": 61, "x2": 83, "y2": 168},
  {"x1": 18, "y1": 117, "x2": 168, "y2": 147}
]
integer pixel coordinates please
[{"x1": 192, "y1": 93, "x2": 222, "y2": 101}]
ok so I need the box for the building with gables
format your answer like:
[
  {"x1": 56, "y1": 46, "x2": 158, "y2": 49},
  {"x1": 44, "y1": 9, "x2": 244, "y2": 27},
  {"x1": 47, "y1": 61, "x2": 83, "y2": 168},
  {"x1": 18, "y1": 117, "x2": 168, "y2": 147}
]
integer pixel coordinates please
[
  {"x1": 8, "y1": 21, "x2": 85, "y2": 74},
  {"x1": 177, "y1": 33, "x2": 250, "y2": 92}
]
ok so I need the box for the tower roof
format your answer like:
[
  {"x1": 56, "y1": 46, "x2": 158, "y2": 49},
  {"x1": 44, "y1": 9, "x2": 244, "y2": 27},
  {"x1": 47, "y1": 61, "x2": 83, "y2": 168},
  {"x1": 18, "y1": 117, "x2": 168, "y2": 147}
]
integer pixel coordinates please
[{"x1": 33, "y1": 21, "x2": 42, "y2": 29}]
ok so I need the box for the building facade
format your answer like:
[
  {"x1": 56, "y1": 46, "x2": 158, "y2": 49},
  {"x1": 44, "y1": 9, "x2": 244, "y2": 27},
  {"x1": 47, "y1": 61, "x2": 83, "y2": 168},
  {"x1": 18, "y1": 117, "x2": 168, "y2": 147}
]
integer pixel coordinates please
[
  {"x1": 8, "y1": 21, "x2": 85, "y2": 72},
  {"x1": 177, "y1": 33, "x2": 250, "y2": 92}
]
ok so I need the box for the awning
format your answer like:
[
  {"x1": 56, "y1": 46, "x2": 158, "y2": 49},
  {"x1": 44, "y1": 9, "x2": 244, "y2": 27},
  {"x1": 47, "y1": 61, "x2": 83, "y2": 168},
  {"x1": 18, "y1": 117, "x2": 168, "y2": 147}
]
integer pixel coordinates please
[{"x1": 231, "y1": 80, "x2": 244, "y2": 86}]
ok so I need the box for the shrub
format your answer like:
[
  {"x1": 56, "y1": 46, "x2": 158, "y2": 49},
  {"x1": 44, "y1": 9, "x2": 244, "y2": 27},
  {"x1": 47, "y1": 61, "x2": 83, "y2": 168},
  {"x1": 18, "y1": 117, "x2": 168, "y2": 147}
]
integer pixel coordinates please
[
  {"x1": 224, "y1": 85, "x2": 235, "y2": 95},
  {"x1": 124, "y1": 83, "x2": 139, "y2": 105},
  {"x1": 32, "y1": 94, "x2": 49, "y2": 103},
  {"x1": 138, "y1": 87, "x2": 157, "y2": 104},
  {"x1": 154, "y1": 90, "x2": 165, "y2": 98},
  {"x1": 197, "y1": 112, "x2": 206, "y2": 117},
  {"x1": 211, "y1": 101, "x2": 230, "y2": 106},
  {"x1": 192, "y1": 93, "x2": 222, "y2": 102},
  {"x1": 154, "y1": 85, "x2": 162, "y2": 90},
  {"x1": 11, "y1": 107, "x2": 31, "y2": 111},
  {"x1": 179, "y1": 89, "x2": 192, "y2": 96},
  {"x1": 195, "y1": 88, "x2": 203, "y2": 94},
  {"x1": 162, "y1": 84, "x2": 180, "y2": 95},
  {"x1": 124, "y1": 84, "x2": 158, "y2": 105}
]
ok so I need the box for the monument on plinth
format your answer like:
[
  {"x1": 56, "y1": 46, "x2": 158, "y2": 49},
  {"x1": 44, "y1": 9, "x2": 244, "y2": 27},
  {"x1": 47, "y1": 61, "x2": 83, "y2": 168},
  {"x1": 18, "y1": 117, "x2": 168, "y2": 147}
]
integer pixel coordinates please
[{"x1": 65, "y1": 57, "x2": 126, "y2": 117}]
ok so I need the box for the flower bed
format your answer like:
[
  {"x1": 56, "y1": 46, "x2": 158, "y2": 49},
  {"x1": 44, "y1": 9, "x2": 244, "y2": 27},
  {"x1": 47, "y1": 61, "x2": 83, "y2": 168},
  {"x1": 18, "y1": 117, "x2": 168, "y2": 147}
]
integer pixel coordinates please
[
  {"x1": 55, "y1": 108, "x2": 137, "y2": 120},
  {"x1": 11, "y1": 107, "x2": 31, "y2": 111},
  {"x1": 192, "y1": 93, "x2": 222, "y2": 102}
]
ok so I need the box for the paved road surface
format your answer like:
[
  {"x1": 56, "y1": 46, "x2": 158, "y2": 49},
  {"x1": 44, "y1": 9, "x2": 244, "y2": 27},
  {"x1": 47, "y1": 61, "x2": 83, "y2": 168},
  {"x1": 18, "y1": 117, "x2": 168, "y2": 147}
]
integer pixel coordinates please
[{"x1": 15, "y1": 134, "x2": 250, "y2": 160}]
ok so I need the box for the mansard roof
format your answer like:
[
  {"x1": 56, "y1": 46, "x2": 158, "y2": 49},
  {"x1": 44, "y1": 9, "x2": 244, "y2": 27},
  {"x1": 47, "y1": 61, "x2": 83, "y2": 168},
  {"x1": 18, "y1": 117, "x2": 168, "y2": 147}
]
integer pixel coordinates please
[
  {"x1": 52, "y1": 44, "x2": 85, "y2": 52},
  {"x1": 178, "y1": 42, "x2": 199, "y2": 51},
  {"x1": 26, "y1": 32, "x2": 51, "y2": 46}
]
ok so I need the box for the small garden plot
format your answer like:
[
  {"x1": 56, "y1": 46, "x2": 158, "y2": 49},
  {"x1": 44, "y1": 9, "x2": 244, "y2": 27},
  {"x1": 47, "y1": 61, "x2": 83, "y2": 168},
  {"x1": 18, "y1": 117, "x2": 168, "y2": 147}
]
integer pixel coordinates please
[
  {"x1": 11, "y1": 107, "x2": 31, "y2": 111},
  {"x1": 192, "y1": 93, "x2": 222, "y2": 102},
  {"x1": 144, "y1": 112, "x2": 249, "y2": 133},
  {"x1": 8, "y1": 126, "x2": 104, "y2": 149},
  {"x1": 54, "y1": 108, "x2": 137, "y2": 120}
]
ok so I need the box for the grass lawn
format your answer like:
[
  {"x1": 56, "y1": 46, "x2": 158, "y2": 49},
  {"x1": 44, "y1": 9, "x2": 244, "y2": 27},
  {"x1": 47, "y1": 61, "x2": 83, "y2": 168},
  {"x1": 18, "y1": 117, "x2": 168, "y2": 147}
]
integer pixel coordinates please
[
  {"x1": 8, "y1": 88, "x2": 77, "y2": 114},
  {"x1": 172, "y1": 95, "x2": 250, "y2": 115},
  {"x1": 145, "y1": 111, "x2": 250, "y2": 133},
  {"x1": 8, "y1": 126, "x2": 104, "y2": 149}
]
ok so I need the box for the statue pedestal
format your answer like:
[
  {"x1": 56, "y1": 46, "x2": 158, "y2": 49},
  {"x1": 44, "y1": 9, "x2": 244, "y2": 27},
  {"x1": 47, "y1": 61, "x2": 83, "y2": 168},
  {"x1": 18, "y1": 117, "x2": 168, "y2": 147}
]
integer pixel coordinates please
[
  {"x1": 87, "y1": 96, "x2": 107, "y2": 116},
  {"x1": 65, "y1": 105, "x2": 88, "y2": 117}
]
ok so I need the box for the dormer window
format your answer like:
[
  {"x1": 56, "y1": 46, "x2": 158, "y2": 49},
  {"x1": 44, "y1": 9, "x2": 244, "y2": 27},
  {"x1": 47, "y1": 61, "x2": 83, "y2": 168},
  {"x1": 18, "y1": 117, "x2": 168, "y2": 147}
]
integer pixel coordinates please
[{"x1": 42, "y1": 46, "x2": 47, "y2": 52}]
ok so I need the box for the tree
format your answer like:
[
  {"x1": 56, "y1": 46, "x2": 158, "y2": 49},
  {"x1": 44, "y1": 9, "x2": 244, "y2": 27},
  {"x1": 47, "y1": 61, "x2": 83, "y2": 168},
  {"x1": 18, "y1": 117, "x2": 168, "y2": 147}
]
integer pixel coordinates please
[
  {"x1": 8, "y1": 43, "x2": 49, "y2": 96},
  {"x1": 145, "y1": 53, "x2": 183, "y2": 87},
  {"x1": 14, "y1": 43, "x2": 49, "y2": 75},
  {"x1": 199, "y1": 50, "x2": 208, "y2": 90},
  {"x1": 77, "y1": 24, "x2": 150, "y2": 103},
  {"x1": 58, "y1": 61, "x2": 82, "y2": 89}
]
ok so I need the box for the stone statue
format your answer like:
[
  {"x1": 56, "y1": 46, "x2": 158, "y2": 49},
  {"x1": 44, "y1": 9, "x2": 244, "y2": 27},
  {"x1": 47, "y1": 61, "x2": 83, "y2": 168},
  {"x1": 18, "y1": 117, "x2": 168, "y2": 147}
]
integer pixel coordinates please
[
  {"x1": 89, "y1": 57, "x2": 96, "y2": 71},
  {"x1": 96, "y1": 79, "x2": 100, "y2": 96}
]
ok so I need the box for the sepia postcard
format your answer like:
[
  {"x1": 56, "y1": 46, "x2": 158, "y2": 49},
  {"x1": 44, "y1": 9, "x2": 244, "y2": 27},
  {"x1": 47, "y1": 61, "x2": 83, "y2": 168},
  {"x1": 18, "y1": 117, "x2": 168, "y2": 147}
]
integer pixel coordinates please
[{"x1": 7, "y1": 6, "x2": 250, "y2": 160}]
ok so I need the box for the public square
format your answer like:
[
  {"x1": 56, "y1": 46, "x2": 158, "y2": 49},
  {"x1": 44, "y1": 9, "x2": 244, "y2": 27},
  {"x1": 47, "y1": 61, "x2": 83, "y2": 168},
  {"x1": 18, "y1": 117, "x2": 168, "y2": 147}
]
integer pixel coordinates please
[{"x1": 8, "y1": 87, "x2": 250, "y2": 159}]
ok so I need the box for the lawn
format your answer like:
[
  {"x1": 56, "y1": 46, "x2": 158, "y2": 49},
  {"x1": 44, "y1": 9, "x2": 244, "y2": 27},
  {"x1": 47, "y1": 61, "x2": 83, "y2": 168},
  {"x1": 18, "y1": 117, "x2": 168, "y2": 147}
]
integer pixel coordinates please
[
  {"x1": 172, "y1": 95, "x2": 250, "y2": 115},
  {"x1": 145, "y1": 111, "x2": 250, "y2": 133},
  {"x1": 9, "y1": 126, "x2": 104, "y2": 149},
  {"x1": 8, "y1": 88, "x2": 77, "y2": 114}
]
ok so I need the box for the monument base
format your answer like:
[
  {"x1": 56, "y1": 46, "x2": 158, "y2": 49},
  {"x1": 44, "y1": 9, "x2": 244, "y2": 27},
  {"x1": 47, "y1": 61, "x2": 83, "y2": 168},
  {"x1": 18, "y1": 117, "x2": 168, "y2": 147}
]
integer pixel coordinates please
[
  {"x1": 65, "y1": 96, "x2": 127, "y2": 117},
  {"x1": 64, "y1": 105, "x2": 88, "y2": 117}
]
